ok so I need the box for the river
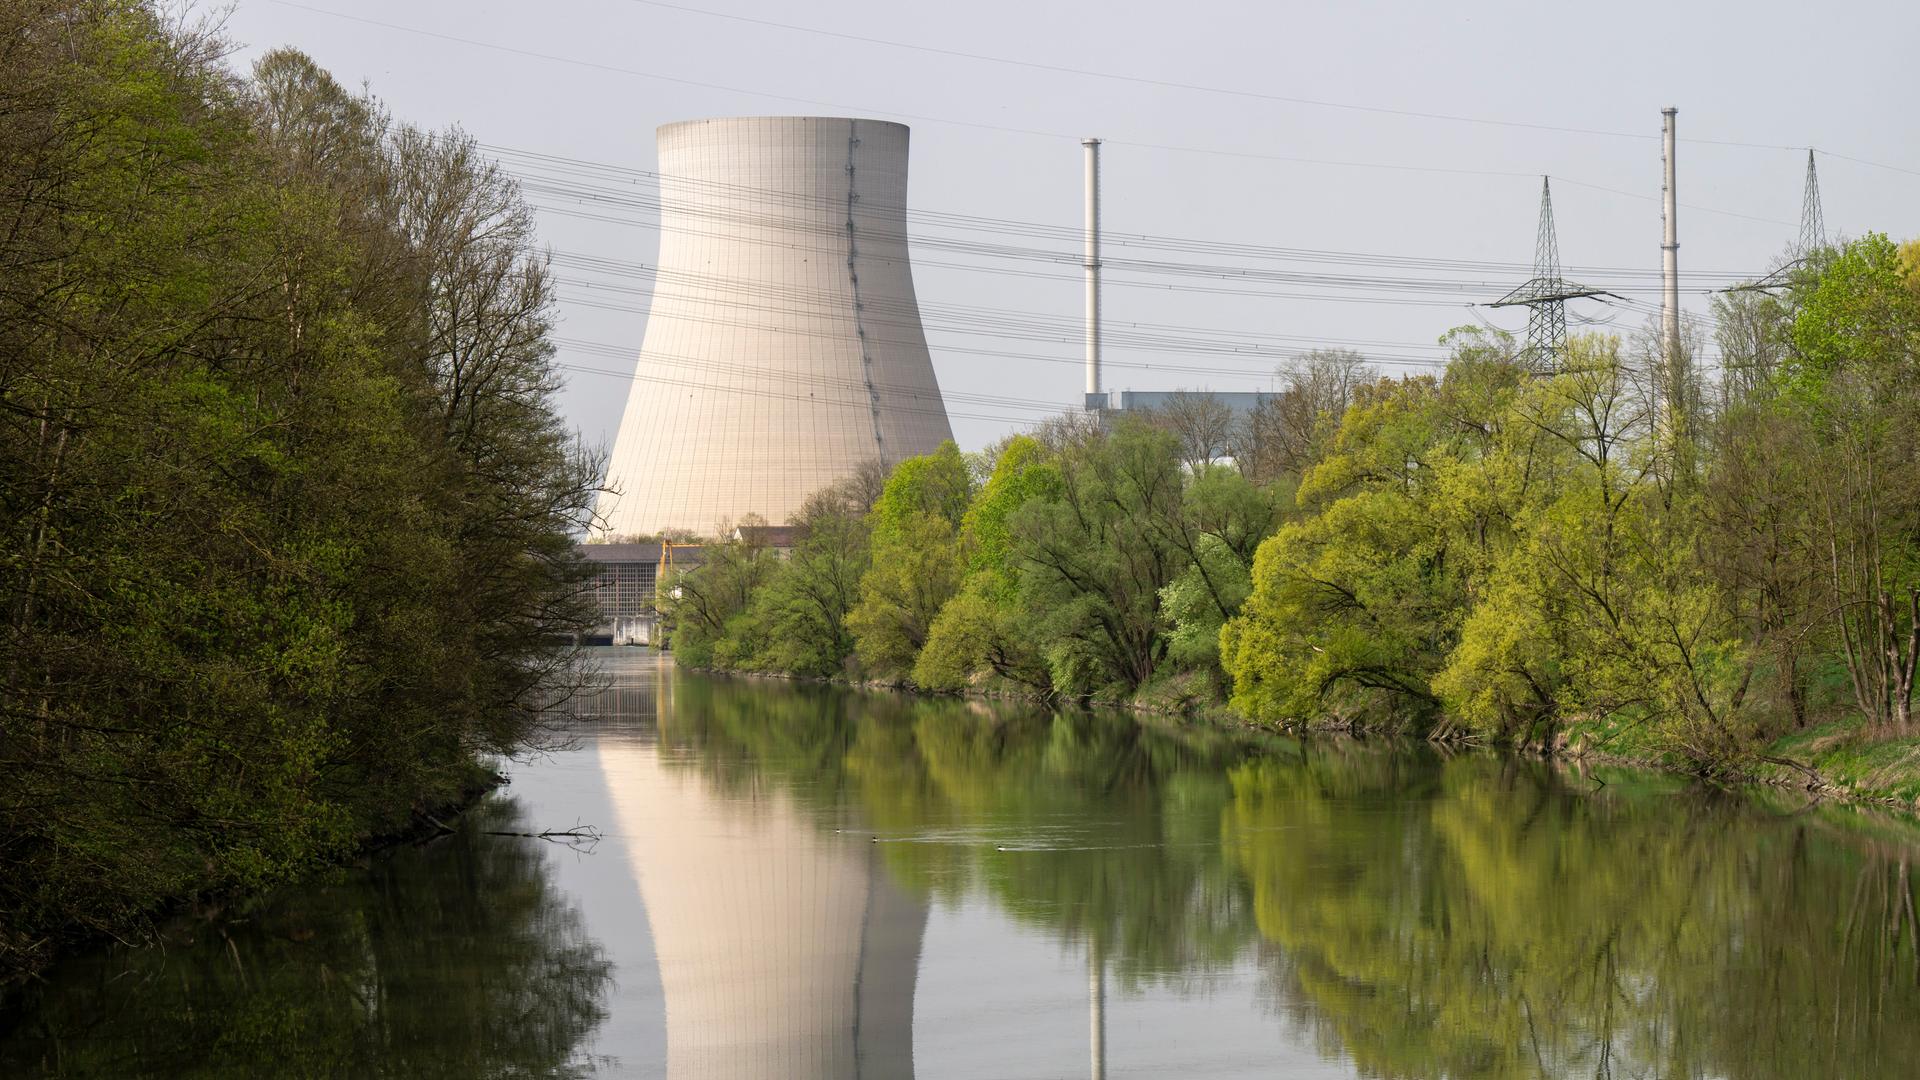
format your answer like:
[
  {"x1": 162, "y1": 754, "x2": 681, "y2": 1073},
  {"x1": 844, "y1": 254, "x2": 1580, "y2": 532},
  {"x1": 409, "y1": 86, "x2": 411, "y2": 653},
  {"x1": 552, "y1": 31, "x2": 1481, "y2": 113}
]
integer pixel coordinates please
[{"x1": 4, "y1": 648, "x2": 1919, "y2": 1077}]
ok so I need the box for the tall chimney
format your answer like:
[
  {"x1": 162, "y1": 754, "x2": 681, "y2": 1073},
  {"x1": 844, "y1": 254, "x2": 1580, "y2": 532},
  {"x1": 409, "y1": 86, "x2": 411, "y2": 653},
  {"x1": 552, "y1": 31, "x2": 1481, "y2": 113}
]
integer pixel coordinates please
[
  {"x1": 1661, "y1": 107, "x2": 1679, "y2": 365},
  {"x1": 1083, "y1": 137, "x2": 1103, "y2": 408}
]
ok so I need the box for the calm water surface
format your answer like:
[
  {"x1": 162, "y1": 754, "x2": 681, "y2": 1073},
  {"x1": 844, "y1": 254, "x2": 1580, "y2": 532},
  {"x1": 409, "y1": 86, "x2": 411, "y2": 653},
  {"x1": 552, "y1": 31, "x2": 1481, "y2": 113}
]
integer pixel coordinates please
[{"x1": 6, "y1": 649, "x2": 1920, "y2": 1078}]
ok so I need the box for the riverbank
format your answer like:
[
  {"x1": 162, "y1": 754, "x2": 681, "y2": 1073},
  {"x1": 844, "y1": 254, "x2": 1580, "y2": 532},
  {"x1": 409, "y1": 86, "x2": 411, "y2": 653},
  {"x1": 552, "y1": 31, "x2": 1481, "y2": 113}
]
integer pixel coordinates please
[{"x1": 676, "y1": 654, "x2": 1920, "y2": 815}]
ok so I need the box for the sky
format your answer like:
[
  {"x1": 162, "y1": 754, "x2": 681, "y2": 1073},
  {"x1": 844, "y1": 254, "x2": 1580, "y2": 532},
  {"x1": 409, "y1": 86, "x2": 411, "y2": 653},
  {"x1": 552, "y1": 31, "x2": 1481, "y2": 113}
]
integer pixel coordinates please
[{"x1": 217, "y1": 0, "x2": 1920, "y2": 451}]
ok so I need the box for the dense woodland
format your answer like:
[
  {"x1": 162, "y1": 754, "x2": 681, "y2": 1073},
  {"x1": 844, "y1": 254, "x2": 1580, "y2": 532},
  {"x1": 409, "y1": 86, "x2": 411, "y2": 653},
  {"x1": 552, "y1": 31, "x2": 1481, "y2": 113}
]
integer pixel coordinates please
[
  {"x1": 665, "y1": 233, "x2": 1920, "y2": 781},
  {"x1": 0, "y1": 2, "x2": 595, "y2": 981}
]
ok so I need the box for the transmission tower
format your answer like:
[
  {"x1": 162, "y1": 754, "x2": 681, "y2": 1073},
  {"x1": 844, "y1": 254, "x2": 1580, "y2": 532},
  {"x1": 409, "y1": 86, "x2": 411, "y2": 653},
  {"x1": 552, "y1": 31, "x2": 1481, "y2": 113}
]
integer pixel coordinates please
[
  {"x1": 1722, "y1": 149, "x2": 1828, "y2": 296},
  {"x1": 1797, "y1": 149, "x2": 1825, "y2": 257},
  {"x1": 1489, "y1": 177, "x2": 1607, "y2": 372}
]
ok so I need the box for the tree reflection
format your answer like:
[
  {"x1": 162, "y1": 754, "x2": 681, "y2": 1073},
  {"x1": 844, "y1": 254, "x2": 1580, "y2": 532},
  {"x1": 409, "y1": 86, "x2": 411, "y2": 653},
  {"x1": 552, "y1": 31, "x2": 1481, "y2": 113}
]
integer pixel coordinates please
[
  {"x1": 1228, "y1": 754, "x2": 1920, "y2": 1078},
  {"x1": 649, "y1": 671, "x2": 1920, "y2": 1077},
  {"x1": 660, "y1": 675, "x2": 1267, "y2": 987},
  {"x1": 0, "y1": 797, "x2": 611, "y2": 1078}
]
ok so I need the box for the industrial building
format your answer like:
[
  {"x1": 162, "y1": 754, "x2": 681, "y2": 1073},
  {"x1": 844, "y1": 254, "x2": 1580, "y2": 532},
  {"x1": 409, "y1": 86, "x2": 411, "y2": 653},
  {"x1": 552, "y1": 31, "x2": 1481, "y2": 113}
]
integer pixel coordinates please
[
  {"x1": 594, "y1": 116, "x2": 954, "y2": 539},
  {"x1": 577, "y1": 542, "x2": 705, "y2": 645},
  {"x1": 1085, "y1": 389, "x2": 1279, "y2": 418}
]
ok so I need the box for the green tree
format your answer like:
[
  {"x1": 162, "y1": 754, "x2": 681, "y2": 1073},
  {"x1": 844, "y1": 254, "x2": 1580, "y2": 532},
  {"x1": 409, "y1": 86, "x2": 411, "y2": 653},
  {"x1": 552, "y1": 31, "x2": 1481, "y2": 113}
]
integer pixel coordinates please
[
  {"x1": 660, "y1": 533, "x2": 779, "y2": 668},
  {"x1": 1009, "y1": 422, "x2": 1188, "y2": 696},
  {"x1": 0, "y1": 5, "x2": 595, "y2": 977},
  {"x1": 847, "y1": 442, "x2": 973, "y2": 680},
  {"x1": 1222, "y1": 372, "x2": 1476, "y2": 726},
  {"x1": 1156, "y1": 465, "x2": 1287, "y2": 685},
  {"x1": 914, "y1": 436, "x2": 1060, "y2": 692},
  {"x1": 745, "y1": 483, "x2": 873, "y2": 677},
  {"x1": 1781, "y1": 235, "x2": 1920, "y2": 731}
]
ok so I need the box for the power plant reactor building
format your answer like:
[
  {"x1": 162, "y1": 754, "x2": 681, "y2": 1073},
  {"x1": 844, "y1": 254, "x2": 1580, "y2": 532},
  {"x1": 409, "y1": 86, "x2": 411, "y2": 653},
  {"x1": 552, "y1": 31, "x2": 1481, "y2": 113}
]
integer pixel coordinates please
[{"x1": 594, "y1": 117, "x2": 954, "y2": 538}]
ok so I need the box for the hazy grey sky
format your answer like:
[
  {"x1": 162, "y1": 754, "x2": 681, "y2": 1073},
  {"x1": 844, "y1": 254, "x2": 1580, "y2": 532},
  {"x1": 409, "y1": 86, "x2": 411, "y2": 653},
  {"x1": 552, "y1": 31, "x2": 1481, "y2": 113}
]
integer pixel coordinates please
[{"x1": 222, "y1": 0, "x2": 1919, "y2": 451}]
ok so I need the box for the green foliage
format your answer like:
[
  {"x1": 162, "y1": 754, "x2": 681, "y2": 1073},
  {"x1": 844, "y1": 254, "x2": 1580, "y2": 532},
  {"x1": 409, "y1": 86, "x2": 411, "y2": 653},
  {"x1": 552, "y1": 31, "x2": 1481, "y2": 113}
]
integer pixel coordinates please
[
  {"x1": 1224, "y1": 330, "x2": 1765, "y2": 754},
  {"x1": 1158, "y1": 466, "x2": 1286, "y2": 677},
  {"x1": 844, "y1": 442, "x2": 975, "y2": 680},
  {"x1": 960, "y1": 435, "x2": 1061, "y2": 576},
  {"x1": 1223, "y1": 370, "x2": 1500, "y2": 726},
  {"x1": 1771, "y1": 234, "x2": 1920, "y2": 732},
  {"x1": 685, "y1": 421, "x2": 1288, "y2": 702},
  {"x1": 848, "y1": 512, "x2": 967, "y2": 679},
  {"x1": 1787, "y1": 233, "x2": 1920, "y2": 386},
  {"x1": 649, "y1": 229, "x2": 1920, "y2": 768},
  {"x1": 746, "y1": 510, "x2": 871, "y2": 677},
  {"x1": 868, "y1": 440, "x2": 973, "y2": 541},
  {"x1": 913, "y1": 437, "x2": 1062, "y2": 692},
  {"x1": 1010, "y1": 422, "x2": 1192, "y2": 695},
  {"x1": 0, "y1": 4, "x2": 596, "y2": 980},
  {"x1": 912, "y1": 571, "x2": 1048, "y2": 692},
  {"x1": 660, "y1": 539, "x2": 777, "y2": 668}
]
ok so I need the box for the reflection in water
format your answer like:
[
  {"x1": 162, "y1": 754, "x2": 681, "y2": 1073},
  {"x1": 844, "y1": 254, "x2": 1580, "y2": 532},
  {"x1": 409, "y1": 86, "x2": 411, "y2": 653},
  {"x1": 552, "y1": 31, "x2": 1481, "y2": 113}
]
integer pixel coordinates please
[
  {"x1": 0, "y1": 798, "x2": 611, "y2": 1078},
  {"x1": 1087, "y1": 948, "x2": 1106, "y2": 1080},
  {"x1": 1229, "y1": 756, "x2": 1920, "y2": 1079},
  {"x1": 602, "y1": 739, "x2": 925, "y2": 1079},
  {"x1": 6, "y1": 653, "x2": 1919, "y2": 1079},
  {"x1": 638, "y1": 666, "x2": 1920, "y2": 1080}
]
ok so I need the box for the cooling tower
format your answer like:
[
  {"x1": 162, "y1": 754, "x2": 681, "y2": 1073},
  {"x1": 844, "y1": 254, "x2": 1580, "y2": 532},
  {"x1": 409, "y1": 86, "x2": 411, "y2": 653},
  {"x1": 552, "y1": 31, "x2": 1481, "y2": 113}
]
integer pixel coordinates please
[{"x1": 594, "y1": 117, "x2": 954, "y2": 538}]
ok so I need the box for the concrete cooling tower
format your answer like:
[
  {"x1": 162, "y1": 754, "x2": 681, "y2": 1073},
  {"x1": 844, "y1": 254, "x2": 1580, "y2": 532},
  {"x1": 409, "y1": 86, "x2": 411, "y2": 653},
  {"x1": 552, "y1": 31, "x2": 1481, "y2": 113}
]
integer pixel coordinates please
[{"x1": 594, "y1": 117, "x2": 954, "y2": 538}]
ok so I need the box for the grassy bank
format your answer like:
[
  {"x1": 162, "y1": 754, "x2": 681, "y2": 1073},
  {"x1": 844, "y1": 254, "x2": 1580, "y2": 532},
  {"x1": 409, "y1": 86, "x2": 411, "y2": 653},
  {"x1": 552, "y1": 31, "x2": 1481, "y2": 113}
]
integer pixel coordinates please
[{"x1": 1756, "y1": 722, "x2": 1920, "y2": 808}]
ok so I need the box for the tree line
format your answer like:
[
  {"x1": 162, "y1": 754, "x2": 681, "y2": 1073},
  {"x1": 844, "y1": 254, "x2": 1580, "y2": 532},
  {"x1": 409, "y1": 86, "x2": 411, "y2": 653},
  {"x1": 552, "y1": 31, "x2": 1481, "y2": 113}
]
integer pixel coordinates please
[
  {"x1": 666, "y1": 233, "x2": 1920, "y2": 771},
  {"x1": 1, "y1": 1, "x2": 596, "y2": 981}
]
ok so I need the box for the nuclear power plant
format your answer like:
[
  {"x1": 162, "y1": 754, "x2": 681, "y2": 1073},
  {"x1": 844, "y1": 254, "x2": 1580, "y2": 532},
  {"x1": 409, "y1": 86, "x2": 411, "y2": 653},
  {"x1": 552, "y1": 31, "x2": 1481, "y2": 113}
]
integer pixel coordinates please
[{"x1": 594, "y1": 117, "x2": 954, "y2": 539}]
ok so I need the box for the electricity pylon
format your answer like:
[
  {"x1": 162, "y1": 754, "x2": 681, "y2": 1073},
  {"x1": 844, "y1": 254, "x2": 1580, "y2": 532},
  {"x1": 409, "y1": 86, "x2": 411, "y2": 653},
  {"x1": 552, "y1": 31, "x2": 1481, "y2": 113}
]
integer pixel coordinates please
[
  {"x1": 1797, "y1": 149, "x2": 1825, "y2": 258},
  {"x1": 1723, "y1": 150, "x2": 1827, "y2": 295},
  {"x1": 1489, "y1": 177, "x2": 1608, "y2": 372}
]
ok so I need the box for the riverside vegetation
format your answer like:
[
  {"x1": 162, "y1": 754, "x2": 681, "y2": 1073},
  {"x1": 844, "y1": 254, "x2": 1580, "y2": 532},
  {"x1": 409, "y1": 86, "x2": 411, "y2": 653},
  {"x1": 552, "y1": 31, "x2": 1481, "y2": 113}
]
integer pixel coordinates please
[
  {"x1": 1, "y1": 2, "x2": 596, "y2": 982},
  {"x1": 661, "y1": 234, "x2": 1920, "y2": 800}
]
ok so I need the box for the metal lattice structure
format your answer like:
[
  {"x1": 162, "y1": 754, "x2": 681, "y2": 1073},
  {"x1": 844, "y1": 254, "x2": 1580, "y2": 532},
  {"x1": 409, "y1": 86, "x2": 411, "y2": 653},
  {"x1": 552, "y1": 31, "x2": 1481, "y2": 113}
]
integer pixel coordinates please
[
  {"x1": 1723, "y1": 150, "x2": 1829, "y2": 296},
  {"x1": 1489, "y1": 178, "x2": 1608, "y2": 372},
  {"x1": 1798, "y1": 149, "x2": 1826, "y2": 258}
]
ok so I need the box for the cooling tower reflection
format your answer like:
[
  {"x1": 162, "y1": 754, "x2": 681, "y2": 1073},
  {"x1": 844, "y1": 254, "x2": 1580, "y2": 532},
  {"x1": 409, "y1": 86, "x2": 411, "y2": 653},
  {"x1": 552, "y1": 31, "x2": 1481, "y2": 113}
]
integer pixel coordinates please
[{"x1": 601, "y1": 735, "x2": 925, "y2": 1079}]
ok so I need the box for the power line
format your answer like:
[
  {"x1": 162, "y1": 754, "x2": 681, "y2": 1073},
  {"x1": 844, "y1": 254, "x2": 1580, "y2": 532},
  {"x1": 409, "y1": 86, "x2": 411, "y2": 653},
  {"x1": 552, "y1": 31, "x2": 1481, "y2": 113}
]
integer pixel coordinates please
[
  {"x1": 497, "y1": 144, "x2": 1793, "y2": 266},
  {"x1": 267, "y1": 2, "x2": 1920, "y2": 187},
  {"x1": 552, "y1": 286, "x2": 1463, "y2": 368},
  {"x1": 504, "y1": 157, "x2": 1774, "y2": 286},
  {"x1": 549, "y1": 250, "x2": 1469, "y2": 351},
  {"x1": 620, "y1": 0, "x2": 1655, "y2": 141},
  {"x1": 488, "y1": 138, "x2": 1800, "y2": 234},
  {"x1": 618, "y1": 0, "x2": 1920, "y2": 178}
]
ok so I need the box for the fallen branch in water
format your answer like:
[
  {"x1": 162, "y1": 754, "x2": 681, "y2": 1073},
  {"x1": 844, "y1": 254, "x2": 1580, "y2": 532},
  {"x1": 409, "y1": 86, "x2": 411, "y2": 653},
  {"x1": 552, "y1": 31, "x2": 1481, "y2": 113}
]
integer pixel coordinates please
[
  {"x1": 481, "y1": 822, "x2": 604, "y2": 851},
  {"x1": 483, "y1": 825, "x2": 601, "y2": 840}
]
